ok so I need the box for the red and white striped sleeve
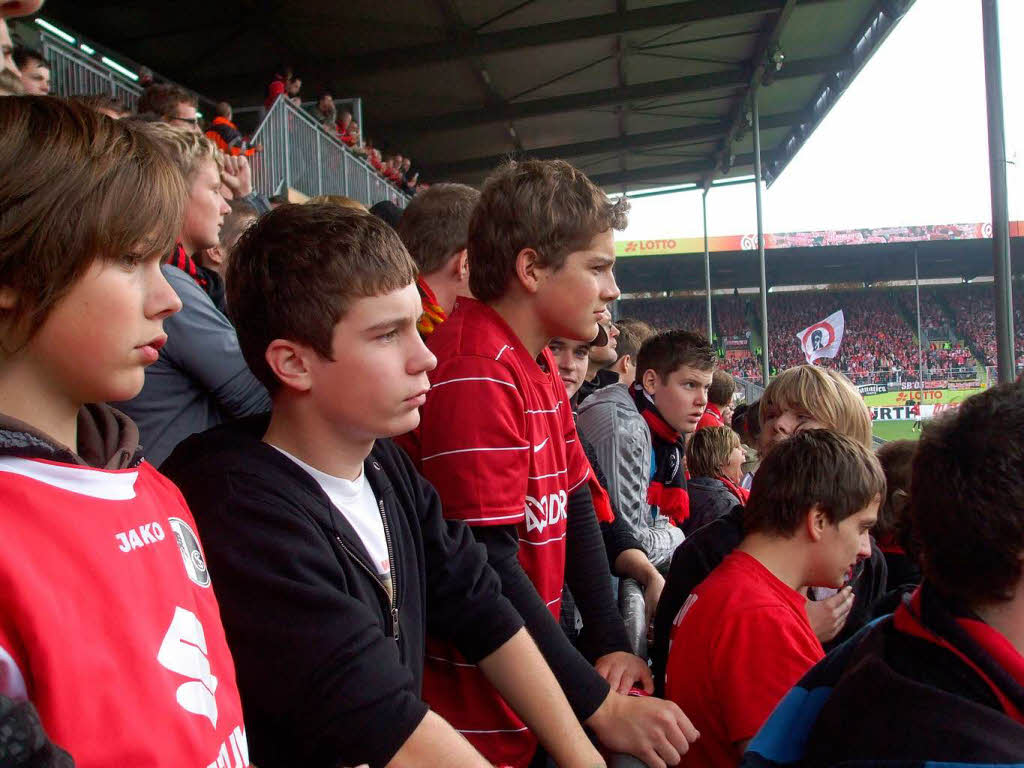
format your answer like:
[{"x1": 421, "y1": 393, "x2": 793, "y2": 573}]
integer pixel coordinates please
[{"x1": 418, "y1": 356, "x2": 530, "y2": 526}]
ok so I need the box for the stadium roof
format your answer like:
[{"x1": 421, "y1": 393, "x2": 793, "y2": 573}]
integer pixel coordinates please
[
  {"x1": 614, "y1": 222, "x2": 1024, "y2": 293},
  {"x1": 38, "y1": 0, "x2": 915, "y2": 193}
]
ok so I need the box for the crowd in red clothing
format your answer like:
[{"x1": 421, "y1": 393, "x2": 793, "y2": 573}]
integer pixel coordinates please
[
  {"x1": 620, "y1": 286, "x2": 1016, "y2": 386},
  {"x1": 619, "y1": 297, "x2": 708, "y2": 334},
  {"x1": 269, "y1": 68, "x2": 423, "y2": 196},
  {"x1": 944, "y1": 284, "x2": 1024, "y2": 371},
  {"x1": 715, "y1": 296, "x2": 749, "y2": 337}
]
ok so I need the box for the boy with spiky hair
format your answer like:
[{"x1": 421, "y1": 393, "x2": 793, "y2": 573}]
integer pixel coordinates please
[
  {"x1": 408, "y1": 159, "x2": 699, "y2": 768},
  {"x1": 162, "y1": 203, "x2": 604, "y2": 768},
  {"x1": 667, "y1": 429, "x2": 883, "y2": 767},
  {"x1": 0, "y1": 96, "x2": 248, "y2": 766}
]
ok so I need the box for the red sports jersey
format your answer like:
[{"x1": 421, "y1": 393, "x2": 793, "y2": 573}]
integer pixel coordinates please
[
  {"x1": 413, "y1": 298, "x2": 591, "y2": 768},
  {"x1": 695, "y1": 402, "x2": 724, "y2": 431},
  {"x1": 0, "y1": 456, "x2": 248, "y2": 768},
  {"x1": 665, "y1": 551, "x2": 823, "y2": 768}
]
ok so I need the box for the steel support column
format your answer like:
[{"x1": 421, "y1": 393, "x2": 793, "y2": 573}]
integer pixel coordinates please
[
  {"x1": 982, "y1": 0, "x2": 1015, "y2": 382},
  {"x1": 753, "y1": 95, "x2": 769, "y2": 385},
  {"x1": 703, "y1": 190, "x2": 713, "y2": 342}
]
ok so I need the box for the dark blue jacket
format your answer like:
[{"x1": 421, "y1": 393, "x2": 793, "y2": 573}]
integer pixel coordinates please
[{"x1": 744, "y1": 584, "x2": 1024, "y2": 767}]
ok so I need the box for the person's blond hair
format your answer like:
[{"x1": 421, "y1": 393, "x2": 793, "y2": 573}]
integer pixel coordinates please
[
  {"x1": 686, "y1": 426, "x2": 741, "y2": 478},
  {"x1": 0, "y1": 96, "x2": 186, "y2": 344},
  {"x1": 760, "y1": 365, "x2": 872, "y2": 449},
  {"x1": 138, "y1": 122, "x2": 221, "y2": 181},
  {"x1": 306, "y1": 194, "x2": 368, "y2": 212}
]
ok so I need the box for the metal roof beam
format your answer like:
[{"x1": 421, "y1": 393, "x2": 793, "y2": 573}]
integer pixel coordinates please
[
  {"x1": 589, "y1": 151, "x2": 773, "y2": 187},
  {"x1": 329, "y1": 0, "x2": 836, "y2": 76},
  {"x1": 422, "y1": 110, "x2": 802, "y2": 177},
  {"x1": 380, "y1": 55, "x2": 844, "y2": 136},
  {"x1": 704, "y1": 0, "x2": 799, "y2": 187}
]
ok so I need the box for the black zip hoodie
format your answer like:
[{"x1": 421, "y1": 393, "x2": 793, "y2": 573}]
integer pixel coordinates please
[{"x1": 161, "y1": 414, "x2": 524, "y2": 768}]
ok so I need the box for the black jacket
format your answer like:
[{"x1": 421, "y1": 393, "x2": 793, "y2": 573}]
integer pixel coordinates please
[
  {"x1": 161, "y1": 415, "x2": 523, "y2": 768},
  {"x1": 683, "y1": 476, "x2": 739, "y2": 537},
  {"x1": 743, "y1": 584, "x2": 1024, "y2": 767}
]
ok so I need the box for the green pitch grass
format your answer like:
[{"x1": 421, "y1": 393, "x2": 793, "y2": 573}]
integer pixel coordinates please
[{"x1": 871, "y1": 421, "x2": 921, "y2": 442}]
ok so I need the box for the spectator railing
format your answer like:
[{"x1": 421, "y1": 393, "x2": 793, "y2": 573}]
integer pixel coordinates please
[
  {"x1": 733, "y1": 376, "x2": 765, "y2": 404},
  {"x1": 250, "y1": 97, "x2": 410, "y2": 209},
  {"x1": 39, "y1": 31, "x2": 142, "y2": 111}
]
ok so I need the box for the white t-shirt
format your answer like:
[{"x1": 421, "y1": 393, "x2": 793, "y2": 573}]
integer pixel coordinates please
[{"x1": 273, "y1": 446, "x2": 392, "y2": 600}]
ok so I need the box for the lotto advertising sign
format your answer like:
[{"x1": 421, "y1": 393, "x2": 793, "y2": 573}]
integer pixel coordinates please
[{"x1": 614, "y1": 220, "x2": 1024, "y2": 258}]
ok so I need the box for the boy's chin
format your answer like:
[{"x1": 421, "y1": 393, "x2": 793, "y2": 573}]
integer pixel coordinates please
[
  {"x1": 104, "y1": 375, "x2": 146, "y2": 405},
  {"x1": 378, "y1": 410, "x2": 420, "y2": 439}
]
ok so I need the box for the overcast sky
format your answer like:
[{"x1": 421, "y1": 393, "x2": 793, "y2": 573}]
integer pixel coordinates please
[{"x1": 620, "y1": 0, "x2": 1023, "y2": 241}]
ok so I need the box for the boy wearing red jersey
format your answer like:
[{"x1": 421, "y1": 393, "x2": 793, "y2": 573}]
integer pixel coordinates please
[
  {"x1": 665, "y1": 429, "x2": 884, "y2": 767},
  {"x1": 0, "y1": 96, "x2": 248, "y2": 767},
  {"x1": 407, "y1": 159, "x2": 699, "y2": 768}
]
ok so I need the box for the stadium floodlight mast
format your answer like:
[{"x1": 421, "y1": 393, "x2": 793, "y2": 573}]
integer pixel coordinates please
[
  {"x1": 753, "y1": 93, "x2": 769, "y2": 386},
  {"x1": 703, "y1": 189, "x2": 712, "y2": 344}
]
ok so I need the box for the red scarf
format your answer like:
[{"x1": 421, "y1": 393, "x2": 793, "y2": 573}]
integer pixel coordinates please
[
  {"x1": 169, "y1": 242, "x2": 207, "y2": 289},
  {"x1": 719, "y1": 475, "x2": 750, "y2": 505},
  {"x1": 416, "y1": 276, "x2": 446, "y2": 337},
  {"x1": 587, "y1": 469, "x2": 614, "y2": 523},
  {"x1": 632, "y1": 384, "x2": 689, "y2": 525},
  {"x1": 894, "y1": 586, "x2": 1024, "y2": 725}
]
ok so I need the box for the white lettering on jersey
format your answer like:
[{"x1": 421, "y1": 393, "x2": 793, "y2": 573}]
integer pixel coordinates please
[
  {"x1": 205, "y1": 727, "x2": 250, "y2": 768},
  {"x1": 524, "y1": 491, "x2": 568, "y2": 533},
  {"x1": 116, "y1": 522, "x2": 166, "y2": 552},
  {"x1": 157, "y1": 606, "x2": 219, "y2": 728}
]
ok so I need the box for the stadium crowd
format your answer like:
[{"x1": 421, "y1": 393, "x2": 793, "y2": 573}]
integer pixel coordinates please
[
  {"x1": 1, "y1": 48, "x2": 426, "y2": 198},
  {"x1": 2, "y1": 5, "x2": 1024, "y2": 768},
  {"x1": 622, "y1": 286, "x2": 1001, "y2": 386}
]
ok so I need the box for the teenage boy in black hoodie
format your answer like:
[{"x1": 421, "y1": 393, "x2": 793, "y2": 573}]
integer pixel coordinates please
[{"x1": 161, "y1": 203, "x2": 605, "y2": 768}]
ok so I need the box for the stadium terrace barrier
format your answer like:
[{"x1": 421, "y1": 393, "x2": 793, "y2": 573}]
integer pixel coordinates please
[
  {"x1": 39, "y1": 31, "x2": 143, "y2": 111},
  {"x1": 250, "y1": 97, "x2": 410, "y2": 210},
  {"x1": 733, "y1": 376, "x2": 765, "y2": 405}
]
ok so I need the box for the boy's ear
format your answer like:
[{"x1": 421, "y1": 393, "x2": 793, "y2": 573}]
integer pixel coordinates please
[
  {"x1": 641, "y1": 367, "x2": 659, "y2": 395},
  {"x1": 448, "y1": 249, "x2": 470, "y2": 287},
  {"x1": 205, "y1": 246, "x2": 225, "y2": 267},
  {"x1": 806, "y1": 505, "x2": 828, "y2": 542},
  {"x1": 0, "y1": 286, "x2": 16, "y2": 310},
  {"x1": 265, "y1": 339, "x2": 314, "y2": 393},
  {"x1": 514, "y1": 247, "x2": 543, "y2": 294}
]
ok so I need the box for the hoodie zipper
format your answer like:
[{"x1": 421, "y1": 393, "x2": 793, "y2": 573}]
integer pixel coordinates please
[
  {"x1": 332, "y1": 498, "x2": 400, "y2": 643},
  {"x1": 377, "y1": 497, "x2": 400, "y2": 642}
]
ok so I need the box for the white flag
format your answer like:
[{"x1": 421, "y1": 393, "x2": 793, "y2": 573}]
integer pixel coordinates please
[{"x1": 797, "y1": 309, "x2": 845, "y2": 364}]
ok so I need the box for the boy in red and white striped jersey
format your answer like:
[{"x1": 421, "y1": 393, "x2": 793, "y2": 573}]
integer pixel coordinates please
[{"x1": 406, "y1": 159, "x2": 700, "y2": 768}]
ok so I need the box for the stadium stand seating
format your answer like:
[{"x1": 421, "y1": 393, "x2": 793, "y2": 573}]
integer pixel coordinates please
[{"x1": 619, "y1": 283, "x2": 1024, "y2": 386}]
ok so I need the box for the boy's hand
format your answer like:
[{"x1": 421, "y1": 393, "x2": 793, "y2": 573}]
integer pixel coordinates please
[
  {"x1": 220, "y1": 154, "x2": 253, "y2": 199},
  {"x1": 805, "y1": 586, "x2": 854, "y2": 643},
  {"x1": 595, "y1": 651, "x2": 654, "y2": 695},
  {"x1": 586, "y1": 692, "x2": 699, "y2": 768}
]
